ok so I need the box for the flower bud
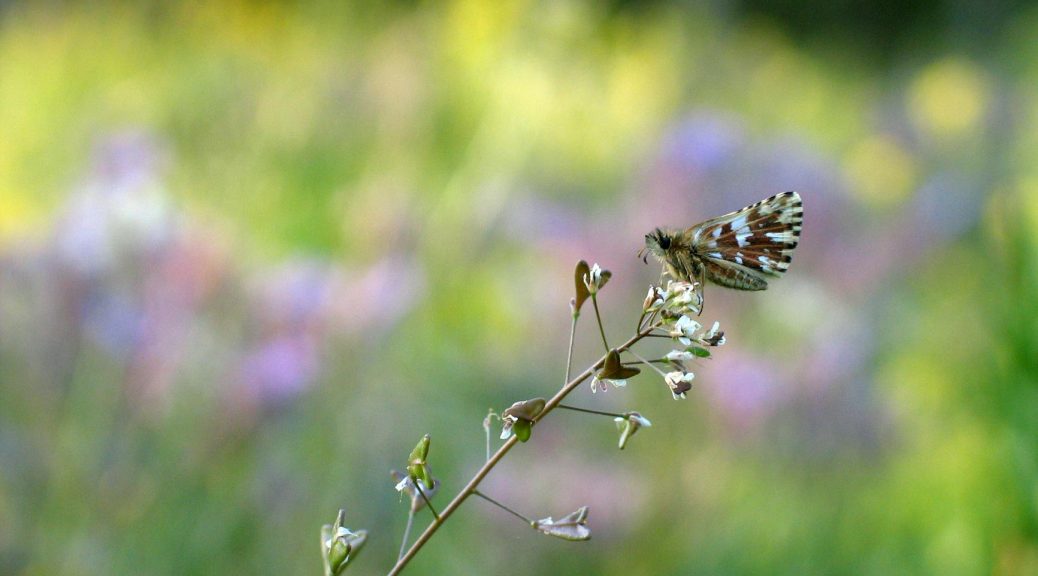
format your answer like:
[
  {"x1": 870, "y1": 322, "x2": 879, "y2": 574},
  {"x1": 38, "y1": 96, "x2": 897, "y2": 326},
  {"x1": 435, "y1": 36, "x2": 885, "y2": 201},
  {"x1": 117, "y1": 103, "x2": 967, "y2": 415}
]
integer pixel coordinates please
[
  {"x1": 321, "y1": 510, "x2": 367, "y2": 575},
  {"x1": 614, "y1": 411, "x2": 652, "y2": 450},
  {"x1": 406, "y1": 434, "x2": 432, "y2": 485},
  {"x1": 582, "y1": 263, "x2": 611, "y2": 295}
]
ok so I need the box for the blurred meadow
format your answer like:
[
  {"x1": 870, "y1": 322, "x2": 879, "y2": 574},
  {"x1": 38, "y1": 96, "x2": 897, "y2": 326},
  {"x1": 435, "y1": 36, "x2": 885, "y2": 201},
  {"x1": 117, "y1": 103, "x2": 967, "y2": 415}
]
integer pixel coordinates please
[{"x1": 2, "y1": 1, "x2": 1038, "y2": 574}]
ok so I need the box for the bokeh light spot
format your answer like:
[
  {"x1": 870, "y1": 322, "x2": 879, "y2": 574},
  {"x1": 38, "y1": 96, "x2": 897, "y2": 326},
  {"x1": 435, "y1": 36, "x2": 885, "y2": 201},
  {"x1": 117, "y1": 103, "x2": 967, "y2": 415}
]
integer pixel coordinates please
[
  {"x1": 908, "y1": 58, "x2": 989, "y2": 141},
  {"x1": 844, "y1": 134, "x2": 917, "y2": 208}
]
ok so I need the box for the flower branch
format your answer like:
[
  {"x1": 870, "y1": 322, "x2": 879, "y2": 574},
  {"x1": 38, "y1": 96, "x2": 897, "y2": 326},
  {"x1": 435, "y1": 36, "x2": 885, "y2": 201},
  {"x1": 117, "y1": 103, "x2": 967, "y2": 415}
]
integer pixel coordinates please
[{"x1": 329, "y1": 262, "x2": 727, "y2": 575}]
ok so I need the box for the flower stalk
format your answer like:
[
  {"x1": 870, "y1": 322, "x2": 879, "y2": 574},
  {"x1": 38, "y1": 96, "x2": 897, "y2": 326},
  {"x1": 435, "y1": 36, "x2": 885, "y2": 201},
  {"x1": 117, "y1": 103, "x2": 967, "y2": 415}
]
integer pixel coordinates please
[
  {"x1": 357, "y1": 264, "x2": 726, "y2": 574},
  {"x1": 387, "y1": 324, "x2": 658, "y2": 575},
  {"x1": 472, "y1": 490, "x2": 534, "y2": 524}
]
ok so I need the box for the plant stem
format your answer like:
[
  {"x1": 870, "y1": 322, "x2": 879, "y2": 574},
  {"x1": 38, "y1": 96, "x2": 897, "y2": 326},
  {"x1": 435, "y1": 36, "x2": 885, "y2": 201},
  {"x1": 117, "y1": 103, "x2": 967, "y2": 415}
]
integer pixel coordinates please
[
  {"x1": 472, "y1": 490, "x2": 534, "y2": 525},
  {"x1": 483, "y1": 411, "x2": 499, "y2": 462},
  {"x1": 415, "y1": 482, "x2": 439, "y2": 521},
  {"x1": 565, "y1": 312, "x2": 578, "y2": 384},
  {"x1": 627, "y1": 350, "x2": 670, "y2": 377},
  {"x1": 590, "y1": 294, "x2": 610, "y2": 352},
  {"x1": 623, "y1": 359, "x2": 667, "y2": 366},
  {"x1": 387, "y1": 324, "x2": 657, "y2": 575},
  {"x1": 557, "y1": 403, "x2": 627, "y2": 419},
  {"x1": 398, "y1": 510, "x2": 415, "y2": 561}
]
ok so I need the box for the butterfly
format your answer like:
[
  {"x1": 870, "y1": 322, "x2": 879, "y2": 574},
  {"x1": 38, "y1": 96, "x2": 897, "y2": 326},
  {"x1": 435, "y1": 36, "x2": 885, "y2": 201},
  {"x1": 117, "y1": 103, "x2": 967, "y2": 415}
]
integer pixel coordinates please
[{"x1": 640, "y1": 191, "x2": 802, "y2": 311}]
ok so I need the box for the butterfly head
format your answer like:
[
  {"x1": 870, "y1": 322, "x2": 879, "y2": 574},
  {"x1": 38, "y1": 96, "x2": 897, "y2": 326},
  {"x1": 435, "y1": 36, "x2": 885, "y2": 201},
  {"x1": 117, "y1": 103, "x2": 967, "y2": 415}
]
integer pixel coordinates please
[{"x1": 641, "y1": 228, "x2": 675, "y2": 264}]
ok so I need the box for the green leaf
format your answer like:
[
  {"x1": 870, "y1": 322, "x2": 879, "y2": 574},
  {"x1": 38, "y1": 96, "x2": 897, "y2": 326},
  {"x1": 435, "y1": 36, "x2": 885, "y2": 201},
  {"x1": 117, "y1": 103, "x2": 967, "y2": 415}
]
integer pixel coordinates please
[
  {"x1": 407, "y1": 434, "x2": 431, "y2": 484},
  {"x1": 513, "y1": 419, "x2": 532, "y2": 442},
  {"x1": 690, "y1": 346, "x2": 711, "y2": 358}
]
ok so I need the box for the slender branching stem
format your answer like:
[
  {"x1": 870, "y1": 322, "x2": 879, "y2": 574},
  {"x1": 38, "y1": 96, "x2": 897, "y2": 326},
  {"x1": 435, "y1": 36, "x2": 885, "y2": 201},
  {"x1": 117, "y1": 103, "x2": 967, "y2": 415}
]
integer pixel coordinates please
[
  {"x1": 414, "y1": 483, "x2": 439, "y2": 521},
  {"x1": 557, "y1": 403, "x2": 628, "y2": 419},
  {"x1": 472, "y1": 490, "x2": 534, "y2": 525},
  {"x1": 641, "y1": 308, "x2": 661, "y2": 332},
  {"x1": 398, "y1": 509, "x2": 415, "y2": 561},
  {"x1": 590, "y1": 294, "x2": 610, "y2": 352},
  {"x1": 483, "y1": 412, "x2": 499, "y2": 462},
  {"x1": 565, "y1": 313, "x2": 578, "y2": 384},
  {"x1": 387, "y1": 323, "x2": 658, "y2": 576},
  {"x1": 627, "y1": 350, "x2": 670, "y2": 377}
]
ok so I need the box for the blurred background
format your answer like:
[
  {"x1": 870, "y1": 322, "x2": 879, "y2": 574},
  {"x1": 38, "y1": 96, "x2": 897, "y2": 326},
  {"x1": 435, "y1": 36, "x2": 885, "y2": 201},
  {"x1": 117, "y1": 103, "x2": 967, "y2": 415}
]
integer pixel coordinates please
[{"x1": 2, "y1": 1, "x2": 1037, "y2": 574}]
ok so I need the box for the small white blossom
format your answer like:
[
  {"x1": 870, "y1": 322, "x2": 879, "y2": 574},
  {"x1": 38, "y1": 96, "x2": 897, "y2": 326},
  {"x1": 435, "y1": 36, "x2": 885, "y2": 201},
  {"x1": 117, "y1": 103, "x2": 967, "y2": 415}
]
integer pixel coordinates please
[
  {"x1": 658, "y1": 281, "x2": 702, "y2": 316},
  {"x1": 669, "y1": 315, "x2": 701, "y2": 346},
  {"x1": 664, "y1": 370, "x2": 695, "y2": 399},
  {"x1": 500, "y1": 415, "x2": 517, "y2": 439},
  {"x1": 665, "y1": 349, "x2": 695, "y2": 362},
  {"x1": 627, "y1": 413, "x2": 652, "y2": 428},
  {"x1": 394, "y1": 476, "x2": 411, "y2": 492},
  {"x1": 583, "y1": 263, "x2": 611, "y2": 295},
  {"x1": 667, "y1": 282, "x2": 696, "y2": 305},
  {"x1": 702, "y1": 321, "x2": 726, "y2": 346},
  {"x1": 590, "y1": 376, "x2": 627, "y2": 393},
  {"x1": 614, "y1": 412, "x2": 653, "y2": 450}
]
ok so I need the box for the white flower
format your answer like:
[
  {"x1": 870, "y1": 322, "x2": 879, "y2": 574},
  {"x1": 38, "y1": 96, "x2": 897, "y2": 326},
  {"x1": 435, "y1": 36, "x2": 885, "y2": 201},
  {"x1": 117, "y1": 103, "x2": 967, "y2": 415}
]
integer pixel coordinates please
[
  {"x1": 627, "y1": 413, "x2": 652, "y2": 428},
  {"x1": 614, "y1": 412, "x2": 652, "y2": 450},
  {"x1": 669, "y1": 315, "x2": 701, "y2": 346},
  {"x1": 702, "y1": 321, "x2": 726, "y2": 346},
  {"x1": 664, "y1": 370, "x2": 695, "y2": 399},
  {"x1": 658, "y1": 281, "x2": 702, "y2": 316},
  {"x1": 665, "y1": 349, "x2": 695, "y2": 362},
  {"x1": 667, "y1": 282, "x2": 695, "y2": 305},
  {"x1": 590, "y1": 376, "x2": 627, "y2": 393},
  {"x1": 500, "y1": 415, "x2": 517, "y2": 439},
  {"x1": 583, "y1": 263, "x2": 610, "y2": 295}
]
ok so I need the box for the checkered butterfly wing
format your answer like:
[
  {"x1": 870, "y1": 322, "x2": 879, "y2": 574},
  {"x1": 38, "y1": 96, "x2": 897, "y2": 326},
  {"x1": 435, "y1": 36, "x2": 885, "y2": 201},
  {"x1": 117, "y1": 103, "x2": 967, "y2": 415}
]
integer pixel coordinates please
[{"x1": 689, "y1": 191, "x2": 803, "y2": 291}]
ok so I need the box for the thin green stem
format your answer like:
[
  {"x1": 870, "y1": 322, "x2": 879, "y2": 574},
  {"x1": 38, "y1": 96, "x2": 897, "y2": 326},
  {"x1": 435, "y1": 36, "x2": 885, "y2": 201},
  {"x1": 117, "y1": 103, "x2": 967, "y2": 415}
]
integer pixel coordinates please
[
  {"x1": 398, "y1": 509, "x2": 415, "y2": 561},
  {"x1": 472, "y1": 490, "x2": 534, "y2": 525},
  {"x1": 623, "y1": 359, "x2": 668, "y2": 366},
  {"x1": 565, "y1": 312, "x2": 578, "y2": 384},
  {"x1": 483, "y1": 412, "x2": 498, "y2": 462},
  {"x1": 557, "y1": 403, "x2": 627, "y2": 419},
  {"x1": 627, "y1": 349, "x2": 670, "y2": 377},
  {"x1": 590, "y1": 293, "x2": 610, "y2": 352},
  {"x1": 415, "y1": 482, "x2": 439, "y2": 521},
  {"x1": 387, "y1": 324, "x2": 658, "y2": 576}
]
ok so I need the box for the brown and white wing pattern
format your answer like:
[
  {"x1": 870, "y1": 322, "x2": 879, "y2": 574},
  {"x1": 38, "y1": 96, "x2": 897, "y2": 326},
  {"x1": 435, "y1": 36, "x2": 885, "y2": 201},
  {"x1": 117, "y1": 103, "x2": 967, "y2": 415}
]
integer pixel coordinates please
[{"x1": 690, "y1": 191, "x2": 802, "y2": 291}]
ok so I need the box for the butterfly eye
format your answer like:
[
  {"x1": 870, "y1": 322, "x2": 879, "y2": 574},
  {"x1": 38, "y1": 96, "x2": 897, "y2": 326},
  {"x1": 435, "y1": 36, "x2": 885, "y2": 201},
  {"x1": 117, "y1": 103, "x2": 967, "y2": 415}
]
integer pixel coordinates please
[{"x1": 658, "y1": 235, "x2": 671, "y2": 250}]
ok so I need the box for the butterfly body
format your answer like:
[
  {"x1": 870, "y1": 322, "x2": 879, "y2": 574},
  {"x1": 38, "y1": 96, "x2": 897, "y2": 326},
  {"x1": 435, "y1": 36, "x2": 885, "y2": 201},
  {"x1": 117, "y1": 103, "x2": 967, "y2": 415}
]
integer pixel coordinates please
[{"x1": 643, "y1": 191, "x2": 802, "y2": 306}]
